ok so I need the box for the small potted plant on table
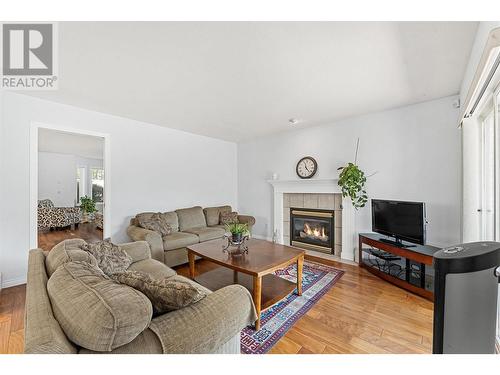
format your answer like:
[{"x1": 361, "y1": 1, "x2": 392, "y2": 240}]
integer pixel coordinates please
[
  {"x1": 225, "y1": 223, "x2": 249, "y2": 244},
  {"x1": 223, "y1": 223, "x2": 250, "y2": 255}
]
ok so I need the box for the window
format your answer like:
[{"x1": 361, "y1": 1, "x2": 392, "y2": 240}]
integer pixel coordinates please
[{"x1": 91, "y1": 168, "x2": 104, "y2": 203}]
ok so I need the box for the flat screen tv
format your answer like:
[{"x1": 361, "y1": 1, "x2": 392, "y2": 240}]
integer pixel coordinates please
[{"x1": 371, "y1": 199, "x2": 426, "y2": 245}]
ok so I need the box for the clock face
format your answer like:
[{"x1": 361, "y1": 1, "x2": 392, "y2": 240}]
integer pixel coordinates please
[{"x1": 296, "y1": 157, "x2": 317, "y2": 179}]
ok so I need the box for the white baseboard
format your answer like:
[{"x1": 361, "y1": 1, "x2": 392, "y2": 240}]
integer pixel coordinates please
[
  {"x1": 1, "y1": 275, "x2": 27, "y2": 289},
  {"x1": 251, "y1": 234, "x2": 273, "y2": 241}
]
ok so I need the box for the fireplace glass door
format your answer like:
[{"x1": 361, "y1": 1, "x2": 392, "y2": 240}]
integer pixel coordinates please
[{"x1": 290, "y1": 208, "x2": 334, "y2": 253}]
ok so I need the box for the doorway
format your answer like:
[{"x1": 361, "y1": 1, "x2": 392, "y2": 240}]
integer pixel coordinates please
[{"x1": 29, "y1": 123, "x2": 110, "y2": 250}]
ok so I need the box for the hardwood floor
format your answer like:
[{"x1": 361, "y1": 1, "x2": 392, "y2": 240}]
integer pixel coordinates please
[
  {"x1": 0, "y1": 285, "x2": 26, "y2": 354},
  {"x1": 0, "y1": 254, "x2": 433, "y2": 354},
  {"x1": 37, "y1": 222, "x2": 103, "y2": 251}
]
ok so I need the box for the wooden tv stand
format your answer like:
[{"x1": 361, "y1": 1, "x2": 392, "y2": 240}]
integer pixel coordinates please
[{"x1": 358, "y1": 233, "x2": 440, "y2": 301}]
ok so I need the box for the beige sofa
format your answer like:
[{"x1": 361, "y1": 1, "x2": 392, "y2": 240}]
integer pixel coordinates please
[
  {"x1": 24, "y1": 239, "x2": 257, "y2": 354},
  {"x1": 127, "y1": 205, "x2": 255, "y2": 267}
]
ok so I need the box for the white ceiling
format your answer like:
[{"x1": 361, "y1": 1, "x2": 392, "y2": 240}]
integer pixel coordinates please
[
  {"x1": 27, "y1": 22, "x2": 478, "y2": 142},
  {"x1": 38, "y1": 128, "x2": 104, "y2": 159}
]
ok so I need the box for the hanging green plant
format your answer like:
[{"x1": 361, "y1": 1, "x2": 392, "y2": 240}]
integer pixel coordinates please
[{"x1": 337, "y1": 139, "x2": 368, "y2": 209}]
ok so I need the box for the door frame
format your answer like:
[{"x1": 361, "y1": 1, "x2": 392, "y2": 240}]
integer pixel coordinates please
[
  {"x1": 29, "y1": 121, "x2": 111, "y2": 249},
  {"x1": 494, "y1": 83, "x2": 500, "y2": 241}
]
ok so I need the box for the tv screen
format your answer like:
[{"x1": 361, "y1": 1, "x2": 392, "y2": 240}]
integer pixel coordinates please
[{"x1": 371, "y1": 199, "x2": 426, "y2": 245}]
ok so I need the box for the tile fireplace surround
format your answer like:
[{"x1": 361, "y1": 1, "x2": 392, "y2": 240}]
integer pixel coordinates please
[
  {"x1": 268, "y1": 179, "x2": 355, "y2": 261},
  {"x1": 285, "y1": 194, "x2": 341, "y2": 256}
]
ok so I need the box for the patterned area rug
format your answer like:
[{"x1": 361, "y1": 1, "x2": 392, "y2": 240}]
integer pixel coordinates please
[{"x1": 240, "y1": 260, "x2": 344, "y2": 354}]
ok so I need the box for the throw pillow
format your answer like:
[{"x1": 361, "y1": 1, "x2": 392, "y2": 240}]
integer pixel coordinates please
[
  {"x1": 48, "y1": 261, "x2": 152, "y2": 352},
  {"x1": 137, "y1": 212, "x2": 172, "y2": 236},
  {"x1": 112, "y1": 271, "x2": 208, "y2": 315},
  {"x1": 80, "y1": 240, "x2": 133, "y2": 276},
  {"x1": 219, "y1": 211, "x2": 239, "y2": 225},
  {"x1": 45, "y1": 238, "x2": 98, "y2": 277}
]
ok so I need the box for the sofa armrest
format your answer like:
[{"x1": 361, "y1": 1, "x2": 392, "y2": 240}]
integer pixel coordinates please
[
  {"x1": 120, "y1": 241, "x2": 151, "y2": 263},
  {"x1": 126, "y1": 225, "x2": 164, "y2": 263},
  {"x1": 148, "y1": 285, "x2": 257, "y2": 353},
  {"x1": 25, "y1": 249, "x2": 77, "y2": 353},
  {"x1": 238, "y1": 214, "x2": 256, "y2": 227}
]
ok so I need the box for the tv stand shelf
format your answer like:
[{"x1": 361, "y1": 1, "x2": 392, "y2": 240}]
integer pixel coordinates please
[{"x1": 358, "y1": 233, "x2": 440, "y2": 301}]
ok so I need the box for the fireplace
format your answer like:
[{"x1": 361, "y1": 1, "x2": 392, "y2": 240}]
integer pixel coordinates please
[{"x1": 290, "y1": 208, "x2": 334, "y2": 254}]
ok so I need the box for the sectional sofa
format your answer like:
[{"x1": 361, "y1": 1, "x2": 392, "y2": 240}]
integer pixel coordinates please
[
  {"x1": 127, "y1": 205, "x2": 256, "y2": 267},
  {"x1": 24, "y1": 239, "x2": 257, "y2": 354}
]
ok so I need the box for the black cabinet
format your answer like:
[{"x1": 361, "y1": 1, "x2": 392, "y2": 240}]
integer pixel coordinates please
[{"x1": 359, "y1": 233, "x2": 440, "y2": 301}]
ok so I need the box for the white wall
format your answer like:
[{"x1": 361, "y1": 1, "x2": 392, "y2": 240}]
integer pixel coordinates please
[
  {"x1": 0, "y1": 92, "x2": 237, "y2": 287},
  {"x1": 238, "y1": 96, "x2": 461, "y2": 249},
  {"x1": 38, "y1": 152, "x2": 78, "y2": 207},
  {"x1": 460, "y1": 22, "x2": 500, "y2": 106},
  {"x1": 38, "y1": 152, "x2": 104, "y2": 208}
]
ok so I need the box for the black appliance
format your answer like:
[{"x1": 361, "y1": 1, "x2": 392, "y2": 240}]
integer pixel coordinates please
[
  {"x1": 406, "y1": 259, "x2": 426, "y2": 288},
  {"x1": 433, "y1": 242, "x2": 500, "y2": 354},
  {"x1": 371, "y1": 199, "x2": 426, "y2": 246}
]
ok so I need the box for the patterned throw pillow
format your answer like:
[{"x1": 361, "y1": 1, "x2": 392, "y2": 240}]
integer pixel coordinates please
[
  {"x1": 80, "y1": 240, "x2": 133, "y2": 276},
  {"x1": 219, "y1": 211, "x2": 239, "y2": 225},
  {"x1": 137, "y1": 213, "x2": 172, "y2": 236},
  {"x1": 112, "y1": 271, "x2": 208, "y2": 315}
]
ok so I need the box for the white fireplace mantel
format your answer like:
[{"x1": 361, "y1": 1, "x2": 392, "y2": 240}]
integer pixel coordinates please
[{"x1": 268, "y1": 178, "x2": 355, "y2": 261}]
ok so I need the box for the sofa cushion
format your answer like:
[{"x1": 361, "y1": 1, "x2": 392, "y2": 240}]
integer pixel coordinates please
[
  {"x1": 211, "y1": 224, "x2": 227, "y2": 231},
  {"x1": 45, "y1": 239, "x2": 97, "y2": 277},
  {"x1": 203, "y1": 206, "x2": 231, "y2": 226},
  {"x1": 148, "y1": 284, "x2": 256, "y2": 354},
  {"x1": 137, "y1": 212, "x2": 172, "y2": 236},
  {"x1": 112, "y1": 271, "x2": 209, "y2": 315},
  {"x1": 161, "y1": 211, "x2": 179, "y2": 232},
  {"x1": 47, "y1": 261, "x2": 153, "y2": 352},
  {"x1": 174, "y1": 274, "x2": 213, "y2": 295},
  {"x1": 80, "y1": 240, "x2": 133, "y2": 276},
  {"x1": 175, "y1": 206, "x2": 207, "y2": 231},
  {"x1": 128, "y1": 258, "x2": 176, "y2": 279},
  {"x1": 219, "y1": 211, "x2": 239, "y2": 225},
  {"x1": 78, "y1": 328, "x2": 162, "y2": 354},
  {"x1": 162, "y1": 232, "x2": 199, "y2": 251},
  {"x1": 183, "y1": 226, "x2": 225, "y2": 242},
  {"x1": 120, "y1": 241, "x2": 151, "y2": 263}
]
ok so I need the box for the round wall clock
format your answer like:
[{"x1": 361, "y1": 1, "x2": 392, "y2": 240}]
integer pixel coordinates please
[{"x1": 296, "y1": 156, "x2": 318, "y2": 179}]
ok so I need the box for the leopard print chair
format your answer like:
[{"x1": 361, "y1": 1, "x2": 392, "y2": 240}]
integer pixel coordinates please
[
  {"x1": 94, "y1": 212, "x2": 103, "y2": 230},
  {"x1": 37, "y1": 199, "x2": 82, "y2": 231}
]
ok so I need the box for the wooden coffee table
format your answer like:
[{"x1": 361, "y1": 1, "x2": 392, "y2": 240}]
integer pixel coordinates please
[{"x1": 187, "y1": 238, "x2": 305, "y2": 330}]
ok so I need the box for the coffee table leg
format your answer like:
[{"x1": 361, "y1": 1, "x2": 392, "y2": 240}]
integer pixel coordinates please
[
  {"x1": 188, "y1": 251, "x2": 195, "y2": 279},
  {"x1": 253, "y1": 276, "x2": 262, "y2": 330},
  {"x1": 297, "y1": 255, "x2": 304, "y2": 296}
]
